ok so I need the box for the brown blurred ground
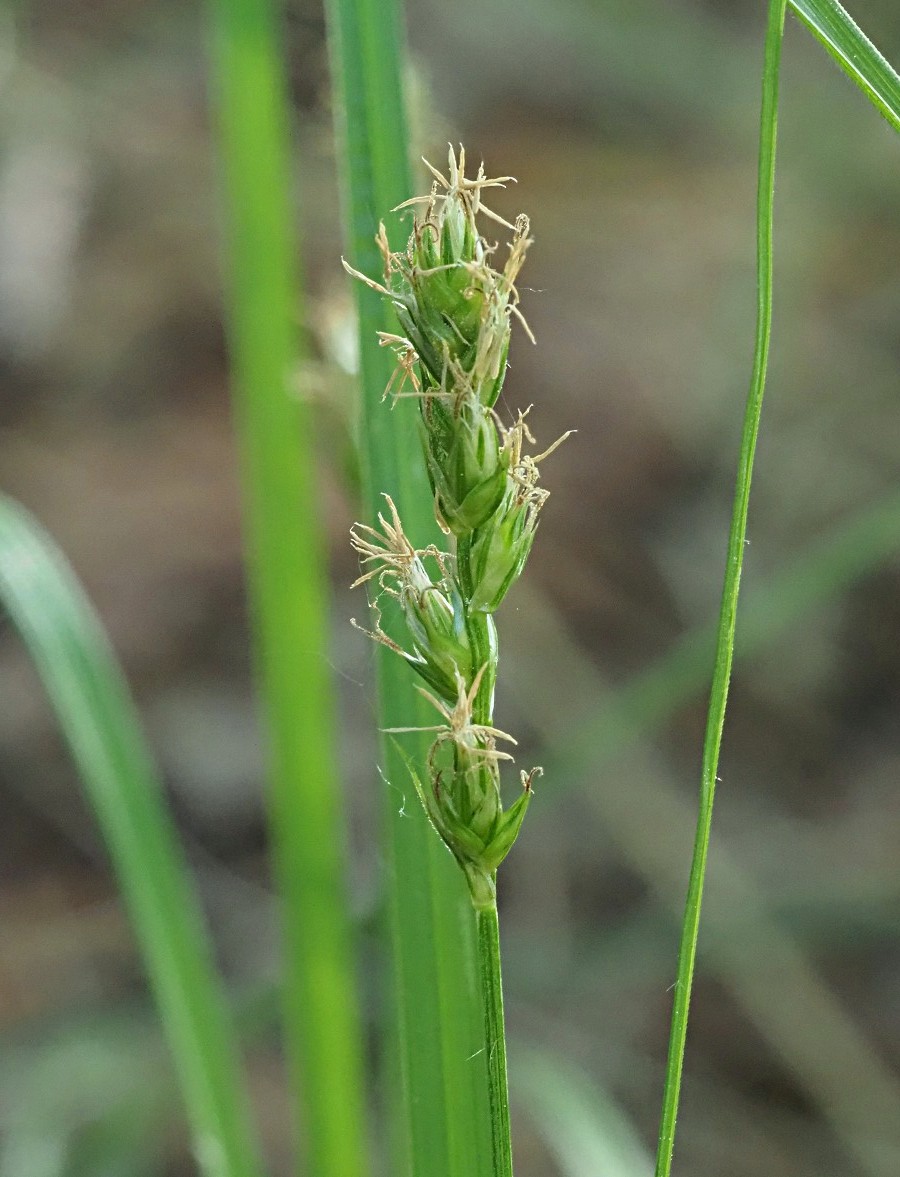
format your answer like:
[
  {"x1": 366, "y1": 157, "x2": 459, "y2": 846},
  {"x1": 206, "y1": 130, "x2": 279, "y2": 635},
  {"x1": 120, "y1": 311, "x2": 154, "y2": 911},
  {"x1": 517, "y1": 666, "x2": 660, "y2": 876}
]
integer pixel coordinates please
[{"x1": 2, "y1": 1, "x2": 900, "y2": 1174}]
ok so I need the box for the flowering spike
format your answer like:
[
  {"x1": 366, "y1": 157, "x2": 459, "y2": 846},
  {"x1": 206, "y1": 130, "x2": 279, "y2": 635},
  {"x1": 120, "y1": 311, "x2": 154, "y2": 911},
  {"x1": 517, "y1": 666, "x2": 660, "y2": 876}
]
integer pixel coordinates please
[{"x1": 346, "y1": 151, "x2": 571, "y2": 905}]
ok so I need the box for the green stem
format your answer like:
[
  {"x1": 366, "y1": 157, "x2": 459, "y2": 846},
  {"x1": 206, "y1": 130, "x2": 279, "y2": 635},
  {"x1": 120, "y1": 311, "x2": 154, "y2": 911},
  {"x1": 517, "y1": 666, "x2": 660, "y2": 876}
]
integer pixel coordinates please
[
  {"x1": 327, "y1": 3, "x2": 499, "y2": 1172},
  {"x1": 653, "y1": 3, "x2": 786, "y2": 1175},
  {"x1": 476, "y1": 902, "x2": 514, "y2": 1177},
  {"x1": 208, "y1": 1, "x2": 368, "y2": 1172},
  {"x1": 457, "y1": 533, "x2": 496, "y2": 727}
]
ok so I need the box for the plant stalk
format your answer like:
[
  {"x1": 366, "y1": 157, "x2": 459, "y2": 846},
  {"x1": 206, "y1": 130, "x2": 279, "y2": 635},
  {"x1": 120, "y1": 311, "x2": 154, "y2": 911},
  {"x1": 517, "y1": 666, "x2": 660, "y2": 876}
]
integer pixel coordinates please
[
  {"x1": 344, "y1": 145, "x2": 545, "y2": 1175},
  {"x1": 208, "y1": 0, "x2": 369, "y2": 1172},
  {"x1": 456, "y1": 533, "x2": 497, "y2": 728},
  {"x1": 653, "y1": 2, "x2": 786, "y2": 1174},
  {"x1": 326, "y1": 8, "x2": 499, "y2": 1173},
  {"x1": 476, "y1": 901, "x2": 514, "y2": 1177}
]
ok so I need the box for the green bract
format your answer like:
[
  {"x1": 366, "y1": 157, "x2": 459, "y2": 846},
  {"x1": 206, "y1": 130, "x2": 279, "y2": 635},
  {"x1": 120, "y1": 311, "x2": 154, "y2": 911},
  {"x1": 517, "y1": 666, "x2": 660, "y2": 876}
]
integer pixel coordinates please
[{"x1": 346, "y1": 147, "x2": 570, "y2": 905}]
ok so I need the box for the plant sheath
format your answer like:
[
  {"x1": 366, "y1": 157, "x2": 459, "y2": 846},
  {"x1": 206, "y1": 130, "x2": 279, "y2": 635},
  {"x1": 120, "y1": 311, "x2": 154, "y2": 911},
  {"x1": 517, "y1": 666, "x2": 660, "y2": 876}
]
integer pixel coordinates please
[
  {"x1": 207, "y1": 1, "x2": 368, "y2": 1173},
  {"x1": 654, "y1": 1, "x2": 786, "y2": 1173}
]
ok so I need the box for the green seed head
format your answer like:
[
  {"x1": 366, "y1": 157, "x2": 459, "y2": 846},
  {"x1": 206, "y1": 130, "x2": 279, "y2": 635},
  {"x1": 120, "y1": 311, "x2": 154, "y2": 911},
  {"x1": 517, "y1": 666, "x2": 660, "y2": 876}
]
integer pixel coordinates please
[
  {"x1": 347, "y1": 147, "x2": 532, "y2": 406},
  {"x1": 420, "y1": 386, "x2": 507, "y2": 535},
  {"x1": 390, "y1": 147, "x2": 530, "y2": 396},
  {"x1": 468, "y1": 480, "x2": 538, "y2": 612},
  {"x1": 346, "y1": 150, "x2": 569, "y2": 906},
  {"x1": 388, "y1": 670, "x2": 541, "y2": 906},
  {"x1": 350, "y1": 496, "x2": 474, "y2": 702},
  {"x1": 467, "y1": 414, "x2": 572, "y2": 610}
]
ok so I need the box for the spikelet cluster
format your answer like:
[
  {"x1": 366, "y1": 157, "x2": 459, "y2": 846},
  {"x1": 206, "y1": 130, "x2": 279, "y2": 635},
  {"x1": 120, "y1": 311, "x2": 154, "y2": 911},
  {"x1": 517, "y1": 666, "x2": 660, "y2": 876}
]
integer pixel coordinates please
[{"x1": 346, "y1": 147, "x2": 570, "y2": 908}]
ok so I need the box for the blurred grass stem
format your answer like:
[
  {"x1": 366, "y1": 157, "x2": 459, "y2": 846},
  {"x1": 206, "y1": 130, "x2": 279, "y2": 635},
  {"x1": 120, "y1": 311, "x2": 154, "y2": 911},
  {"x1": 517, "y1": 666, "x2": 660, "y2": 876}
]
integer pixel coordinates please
[{"x1": 207, "y1": 1, "x2": 369, "y2": 1172}]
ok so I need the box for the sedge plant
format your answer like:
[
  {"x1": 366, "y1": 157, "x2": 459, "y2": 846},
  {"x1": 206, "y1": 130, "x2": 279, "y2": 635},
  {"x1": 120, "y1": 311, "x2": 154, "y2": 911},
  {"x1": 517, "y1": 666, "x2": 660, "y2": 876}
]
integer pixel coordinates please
[
  {"x1": 1, "y1": 2, "x2": 897, "y2": 1177},
  {"x1": 345, "y1": 147, "x2": 570, "y2": 1176}
]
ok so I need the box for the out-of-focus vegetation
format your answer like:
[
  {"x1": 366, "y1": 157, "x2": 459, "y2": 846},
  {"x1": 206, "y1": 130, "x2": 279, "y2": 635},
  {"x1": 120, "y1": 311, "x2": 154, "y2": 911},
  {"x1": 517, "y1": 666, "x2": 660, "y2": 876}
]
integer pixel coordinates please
[{"x1": 1, "y1": 1, "x2": 899, "y2": 1175}]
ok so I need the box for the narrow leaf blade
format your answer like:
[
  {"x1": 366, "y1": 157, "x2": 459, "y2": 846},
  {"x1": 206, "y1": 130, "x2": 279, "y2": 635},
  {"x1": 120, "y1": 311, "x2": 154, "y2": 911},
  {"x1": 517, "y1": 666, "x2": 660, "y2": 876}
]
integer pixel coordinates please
[
  {"x1": 789, "y1": 0, "x2": 900, "y2": 131},
  {"x1": 0, "y1": 497, "x2": 262, "y2": 1177},
  {"x1": 206, "y1": 0, "x2": 369, "y2": 1172},
  {"x1": 325, "y1": 0, "x2": 496, "y2": 1171}
]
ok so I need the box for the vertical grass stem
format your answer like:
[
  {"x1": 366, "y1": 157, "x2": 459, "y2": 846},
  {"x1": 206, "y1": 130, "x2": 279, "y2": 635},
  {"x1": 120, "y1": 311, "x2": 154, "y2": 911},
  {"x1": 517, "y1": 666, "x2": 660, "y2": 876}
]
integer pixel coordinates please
[
  {"x1": 653, "y1": 2, "x2": 786, "y2": 1173},
  {"x1": 325, "y1": 4, "x2": 497, "y2": 1173},
  {"x1": 207, "y1": 2, "x2": 369, "y2": 1172},
  {"x1": 476, "y1": 902, "x2": 514, "y2": 1177}
]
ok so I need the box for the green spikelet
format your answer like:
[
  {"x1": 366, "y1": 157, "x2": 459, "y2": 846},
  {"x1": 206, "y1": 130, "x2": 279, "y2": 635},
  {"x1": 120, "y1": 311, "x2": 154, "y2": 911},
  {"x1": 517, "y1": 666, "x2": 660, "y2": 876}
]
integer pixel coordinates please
[{"x1": 346, "y1": 147, "x2": 570, "y2": 906}]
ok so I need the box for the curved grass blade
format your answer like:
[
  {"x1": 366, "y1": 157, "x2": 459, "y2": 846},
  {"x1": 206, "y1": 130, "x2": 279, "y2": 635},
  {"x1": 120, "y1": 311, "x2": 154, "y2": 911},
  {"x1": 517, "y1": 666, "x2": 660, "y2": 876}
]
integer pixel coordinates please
[
  {"x1": 206, "y1": 1, "x2": 369, "y2": 1172},
  {"x1": 789, "y1": 0, "x2": 900, "y2": 132},
  {"x1": 324, "y1": 0, "x2": 495, "y2": 1172},
  {"x1": 655, "y1": 3, "x2": 787, "y2": 1173},
  {"x1": 0, "y1": 497, "x2": 262, "y2": 1177}
]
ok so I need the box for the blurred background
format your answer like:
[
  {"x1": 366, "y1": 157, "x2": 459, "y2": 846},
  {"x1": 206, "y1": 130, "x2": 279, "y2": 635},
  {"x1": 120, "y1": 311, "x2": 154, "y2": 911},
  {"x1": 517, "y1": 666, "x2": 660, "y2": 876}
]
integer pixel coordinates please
[{"x1": 2, "y1": 1, "x2": 900, "y2": 1174}]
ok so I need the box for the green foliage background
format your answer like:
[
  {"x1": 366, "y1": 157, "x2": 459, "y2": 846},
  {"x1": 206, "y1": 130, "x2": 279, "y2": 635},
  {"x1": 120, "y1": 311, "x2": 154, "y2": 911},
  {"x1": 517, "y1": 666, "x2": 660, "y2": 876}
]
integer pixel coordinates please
[{"x1": 0, "y1": 1, "x2": 898, "y2": 1175}]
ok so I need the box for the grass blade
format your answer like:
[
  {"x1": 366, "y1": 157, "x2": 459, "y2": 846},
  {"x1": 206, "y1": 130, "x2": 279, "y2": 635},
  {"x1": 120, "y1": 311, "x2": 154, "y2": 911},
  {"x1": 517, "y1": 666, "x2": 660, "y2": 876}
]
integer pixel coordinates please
[
  {"x1": 789, "y1": 0, "x2": 900, "y2": 132},
  {"x1": 654, "y1": 3, "x2": 787, "y2": 1173},
  {"x1": 512, "y1": 1046, "x2": 651, "y2": 1177},
  {"x1": 206, "y1": 2, "x2": 369, "y2": 1173},
  {"x1": 0, "y1": 497, "x2": 262, "y2": 1177},
  {"x1": 507, "y1": 577, "x2": 900, "y2": 1175},
  {"x1": 324, "y1": 1, "x2": 495, "y2": 1173}
]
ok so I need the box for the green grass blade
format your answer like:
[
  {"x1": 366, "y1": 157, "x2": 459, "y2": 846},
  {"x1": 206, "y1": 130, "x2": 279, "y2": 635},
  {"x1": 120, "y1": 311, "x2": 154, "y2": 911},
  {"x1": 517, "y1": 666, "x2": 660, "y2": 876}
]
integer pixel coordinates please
[
  {"x1": 206, "y1": 2, "x2": 369, "y2": 1173},
  {"x1": 512, "y1": 1046, "x2": 651, "y2": 1177},
  {"x1": 324, "y1": 1, "x2": 495, "y2": 1173},
  {"x1": 0, "y1": 497, "x2": 262, "y2": 1177},
  {"x1": 789, "y1": 0, "x2": 900, "y2": 132},
  {"x1": 506, "y1": 582, "x2": 900, "y2": 1176},
  {"x1": 654, "y1": 3, "x2": 787, "y2": 1174},
  {"x1": 476, "y1": 907, "x2": 513, "y2": 1177}
]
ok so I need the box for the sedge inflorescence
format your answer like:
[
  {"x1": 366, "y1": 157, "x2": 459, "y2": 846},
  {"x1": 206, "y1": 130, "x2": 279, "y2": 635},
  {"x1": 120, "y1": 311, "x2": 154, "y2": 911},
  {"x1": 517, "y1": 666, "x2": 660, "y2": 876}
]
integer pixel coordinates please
[{"x1": 346, "y1": 147, "x2": 570, "y2": 909}]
